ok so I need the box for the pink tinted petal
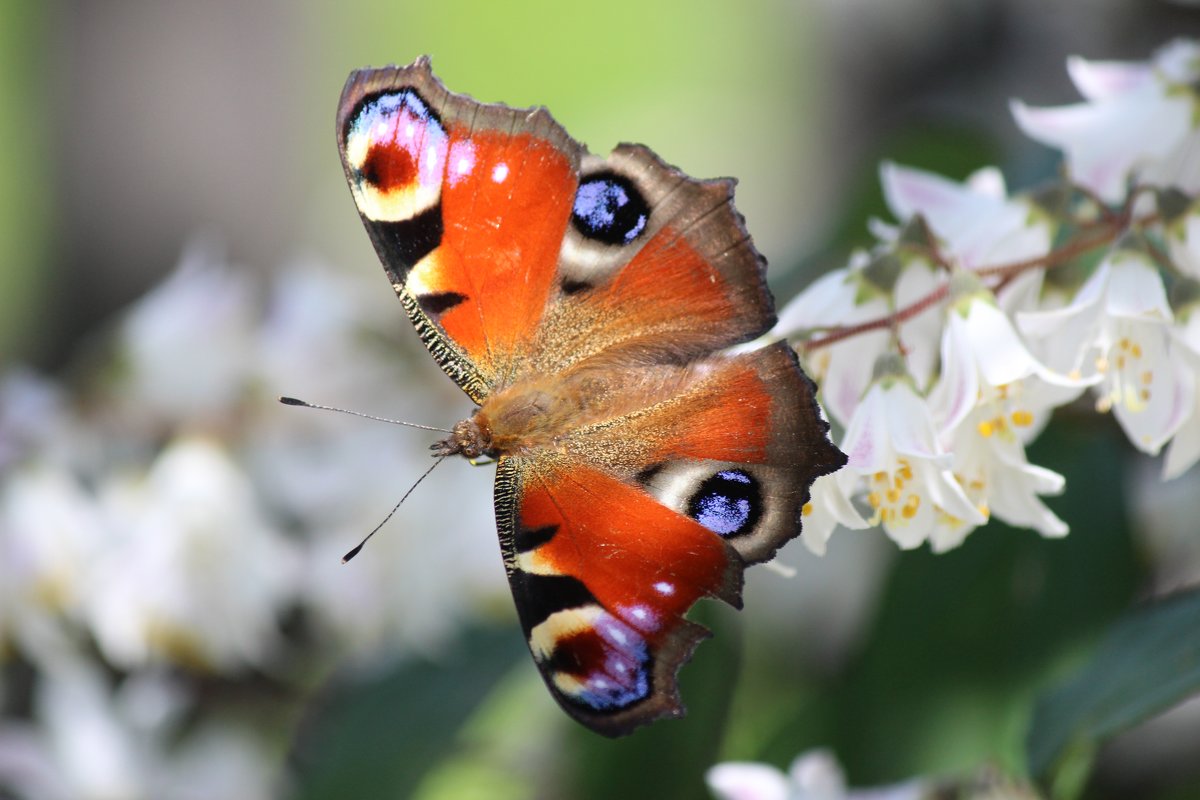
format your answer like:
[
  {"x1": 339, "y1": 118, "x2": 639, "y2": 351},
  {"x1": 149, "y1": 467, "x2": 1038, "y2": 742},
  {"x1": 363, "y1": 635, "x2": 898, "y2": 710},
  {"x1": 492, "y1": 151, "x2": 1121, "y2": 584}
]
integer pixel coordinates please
[
  {"x1": 880, "y1": 161, "x2": 965, "y2": 222},
  {"x1": 1011, "y1": 94, "x2": 1191, "y2": 202},
  {"x1": 929, "y1": 312, "x2": 980, "y2": 435},
  {"x1": 840, "y1": 384, "x2": 891, "y2": 472},
  {"x1": 823, "y1": 329, "x2": 889, "y2": 429},
  {"x1": 1067, "y1": 54, "x2": 1153, "y2": 100},
  {"x1": 965, "y1": 166, "x2": 1007, "y2": 198},
  {"x1": 706, "y1": 763, "x2": 790, "y2": 800}
]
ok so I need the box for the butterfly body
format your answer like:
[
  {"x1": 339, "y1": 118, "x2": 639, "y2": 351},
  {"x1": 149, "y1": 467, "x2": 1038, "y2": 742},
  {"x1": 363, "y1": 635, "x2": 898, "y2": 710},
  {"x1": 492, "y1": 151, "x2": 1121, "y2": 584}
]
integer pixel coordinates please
[{"x1": 337, "y1": 58, "x2": 845, "y2": 736}]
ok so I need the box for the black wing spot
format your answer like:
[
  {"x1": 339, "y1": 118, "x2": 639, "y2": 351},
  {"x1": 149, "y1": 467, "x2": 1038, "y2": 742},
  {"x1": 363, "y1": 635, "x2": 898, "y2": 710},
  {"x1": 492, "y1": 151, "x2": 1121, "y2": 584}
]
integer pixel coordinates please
[
  {"x1": 515, "y1": 524, "x2": 558, "y2": 553},
  {"x1": 509, "y1": 572, "x2": 596, "y2": 636},
  {"x1": 418, "y1": 291, "x2": 467, "y2": 316},
  {"x1": 571, "y1": 172, "x2": 649, "y2": 246},
  {"x1": 370, "y1": 203, "x2": 444, "y2": 273},
  {"x1": 560, "y1": 279, "x2": 593, "y2": 295}
]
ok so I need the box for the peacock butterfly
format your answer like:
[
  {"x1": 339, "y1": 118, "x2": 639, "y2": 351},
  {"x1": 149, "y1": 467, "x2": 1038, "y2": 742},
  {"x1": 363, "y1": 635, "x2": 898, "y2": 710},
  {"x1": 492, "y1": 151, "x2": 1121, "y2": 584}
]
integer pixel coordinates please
[{"x1": 335, "y1": 57, "x2": 846, "y2": 736}]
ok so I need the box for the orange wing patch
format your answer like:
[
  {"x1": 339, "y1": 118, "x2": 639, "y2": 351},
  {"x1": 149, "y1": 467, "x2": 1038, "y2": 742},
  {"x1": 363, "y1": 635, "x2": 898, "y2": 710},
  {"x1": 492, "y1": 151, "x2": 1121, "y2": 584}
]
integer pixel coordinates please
[{"x1": 425, "y1": 128, "x2": 577, "y2": 377}]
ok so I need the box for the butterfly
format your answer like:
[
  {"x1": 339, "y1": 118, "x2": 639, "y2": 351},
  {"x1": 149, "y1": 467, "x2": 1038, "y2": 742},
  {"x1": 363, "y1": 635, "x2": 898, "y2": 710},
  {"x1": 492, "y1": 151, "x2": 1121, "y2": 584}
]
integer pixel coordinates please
[{"x1": 335, "y1": 57, "x2": 846, "y2": 737}]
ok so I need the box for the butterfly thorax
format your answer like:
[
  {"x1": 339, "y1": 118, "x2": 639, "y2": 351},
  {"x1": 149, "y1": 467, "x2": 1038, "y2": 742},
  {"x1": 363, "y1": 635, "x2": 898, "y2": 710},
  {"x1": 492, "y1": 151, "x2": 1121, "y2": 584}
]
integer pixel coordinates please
[{"x1": 435, "y1": 365, "x2": 688, "y2": 463}]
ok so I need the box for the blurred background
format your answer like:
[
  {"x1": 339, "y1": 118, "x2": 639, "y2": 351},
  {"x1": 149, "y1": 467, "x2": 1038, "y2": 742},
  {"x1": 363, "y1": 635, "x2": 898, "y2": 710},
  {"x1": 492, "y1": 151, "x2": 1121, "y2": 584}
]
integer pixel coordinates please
[{"x1": 2, "y1": 1, "x2": 1200, "y2": 798}]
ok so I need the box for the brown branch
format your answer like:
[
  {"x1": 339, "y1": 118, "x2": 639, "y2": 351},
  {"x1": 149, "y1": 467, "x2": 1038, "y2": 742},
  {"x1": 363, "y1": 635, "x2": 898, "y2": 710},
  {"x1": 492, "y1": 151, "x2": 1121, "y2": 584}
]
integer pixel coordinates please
[{"x1": 801, "y1": 213, "x2": 1153, "y2": 354}]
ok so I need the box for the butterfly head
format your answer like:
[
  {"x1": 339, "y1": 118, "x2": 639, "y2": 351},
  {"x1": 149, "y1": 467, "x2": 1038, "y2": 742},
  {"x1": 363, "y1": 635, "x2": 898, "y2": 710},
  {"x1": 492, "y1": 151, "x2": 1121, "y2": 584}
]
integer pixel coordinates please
[{"x1": 431, "y1": 416, "x2": 494, "y2": 460}]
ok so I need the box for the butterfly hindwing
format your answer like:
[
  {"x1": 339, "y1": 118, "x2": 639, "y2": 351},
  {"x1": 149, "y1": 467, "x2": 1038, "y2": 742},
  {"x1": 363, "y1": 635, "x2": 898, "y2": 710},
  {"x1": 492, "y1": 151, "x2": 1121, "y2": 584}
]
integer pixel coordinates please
[
  {"x1": 494, "y1": 344, "x2": 843, "y2": 734},
  {"x1": 496, "y1": 458, "x2": 740, "y2": 735}
]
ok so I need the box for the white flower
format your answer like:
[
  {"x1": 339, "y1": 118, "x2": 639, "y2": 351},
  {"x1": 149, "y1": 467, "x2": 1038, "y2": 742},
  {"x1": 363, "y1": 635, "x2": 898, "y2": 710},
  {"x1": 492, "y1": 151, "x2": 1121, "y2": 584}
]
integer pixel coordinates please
[
  {"x1": 799, "y1": 473, "x2": 870, "y2": 556},
  {"x1": 1011, "y1": 40, "x2": 1200, "y2": 202},
  {"x1": 924, "y1": 294, "x2": 1079, "y2": 549},
  {"x1": 776, "y1": 257, "x2": 890, "y2": 430},
  {"x1": 1019, "y1": 250, "x2": 1194, "y2": 454},
  {"x1": 118, "y1": 240, "x2": 257, "y2": 425},
  {"x1": 930, "y1": 293, "x2": 1091, "y2": 440},
  {"x1": 880, "y1": 163, "x2": 1053, "y2": 271},
  {"x1": 934, "y1": 403, "x2": 1068, "y2": 552},
  {"x1": 1166, "y1": 209, "x2": 1200, "y2": 281},
  {"x1": 839, "y1": 373, "x2": 986, "y2": 549},
  {"x1": 0, "y1": 462, "x2": 107, "y2": 664},
  {"x1": 85, "y1": 437, "x2": 302, "y2": 672},
  {"x1": 706, "y1": 748, "x2": 925, "y2": 800},
  {"x1": 0, "y1": 661, "x2": 280, "y2": 800},
  {"x1": 778, "y1": 253, "x2": 941, "y2": 429}
]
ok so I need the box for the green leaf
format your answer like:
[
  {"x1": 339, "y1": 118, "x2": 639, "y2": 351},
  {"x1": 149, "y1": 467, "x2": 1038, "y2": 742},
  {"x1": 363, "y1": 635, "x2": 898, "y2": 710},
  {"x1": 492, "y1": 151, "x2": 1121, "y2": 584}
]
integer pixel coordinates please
[
  {"x1": 1027, "y1": 588, "x2": 1200, "y2": 792},
  {"x1": 290, "y1": 622, "x2": 527, "y2": 800},
  {"x1": 796, "y1": 419, "x2": 1140, "y2": 784}
]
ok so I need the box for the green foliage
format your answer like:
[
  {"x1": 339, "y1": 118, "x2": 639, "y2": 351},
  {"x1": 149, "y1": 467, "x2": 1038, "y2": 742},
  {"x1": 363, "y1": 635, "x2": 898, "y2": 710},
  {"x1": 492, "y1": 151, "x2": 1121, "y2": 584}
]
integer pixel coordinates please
[
  {"x1": 1028, "y1": 589, "x2": 1200, "y2": 798},
  {"x1": 291, "y1": 623, "x2": 527, "y2": 800}
]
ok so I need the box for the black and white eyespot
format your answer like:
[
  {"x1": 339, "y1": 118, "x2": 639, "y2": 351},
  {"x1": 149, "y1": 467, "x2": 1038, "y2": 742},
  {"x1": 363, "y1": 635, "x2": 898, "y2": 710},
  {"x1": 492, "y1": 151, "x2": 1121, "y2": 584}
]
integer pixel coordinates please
[
  {"x1": 555, "y1": 157, "x2": 657, "y2": 295},
  {"x1": 638, "y1": 462, "x2": 769, "y2": 542},
  {"x1": 685, "y1": 469, "x2": 763, "y2": 538},
  {"x1": 571, "y1": 172, "x2": 649, "y2": 245}
]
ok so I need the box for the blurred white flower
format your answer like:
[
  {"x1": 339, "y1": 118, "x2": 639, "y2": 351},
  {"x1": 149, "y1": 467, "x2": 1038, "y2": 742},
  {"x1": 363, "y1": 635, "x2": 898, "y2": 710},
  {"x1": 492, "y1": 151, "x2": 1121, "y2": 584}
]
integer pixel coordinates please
[
  {"x1": 1011, "y1": 40, "x2": 1200, "y2": 202},
  {"x1": 85, "y1": 437, "x2": 302, "y2": 672},
  {"x1": 706, "y1": 748, "x2": 925, "y2": 800},
  {"x1": 118, "y1": 240, "x2": 257, "y2": 425},
  {"x1": 777, "y1": 256, "x2": 890, "y2": 429},
  {"x1": 1166, "y1": 209, "x2": 1200, "y2": 281},
  {"x1": 0, "y1": 370, "x2": 66, "y2": 471},
  {"x1": 839, "y1": 373, "x2": 985, "y2": 549},
  {"x1": 0, "y1": 462, "x2": 106, "y2": 663},
  {"x1": 0, "y1": 661, "x2": 280, "y2": 800}
]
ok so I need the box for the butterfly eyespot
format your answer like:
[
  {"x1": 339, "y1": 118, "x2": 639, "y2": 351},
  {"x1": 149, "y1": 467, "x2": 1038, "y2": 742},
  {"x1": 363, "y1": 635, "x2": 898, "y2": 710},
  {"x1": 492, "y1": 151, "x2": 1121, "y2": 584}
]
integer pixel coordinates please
[
  {"x1": 687, "y1": 469, "x2": 763, "y2": 537},
  {"x1": 343, "y1": 89, "x2": 448, "y2": 225},
  {"x1": 571, "y1": 173, "x2": 650, "y2": 245}
]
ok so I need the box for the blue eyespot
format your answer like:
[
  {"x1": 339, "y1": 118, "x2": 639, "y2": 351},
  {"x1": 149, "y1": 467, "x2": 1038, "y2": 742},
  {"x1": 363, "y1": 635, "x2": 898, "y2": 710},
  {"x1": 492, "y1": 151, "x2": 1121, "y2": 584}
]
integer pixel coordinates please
[
  {"x1": 688, "y1": 469, "x2": 762, "y2": 537},
  {"x1": 571, "y1": 173, "x2": 649, "y2": 245}
]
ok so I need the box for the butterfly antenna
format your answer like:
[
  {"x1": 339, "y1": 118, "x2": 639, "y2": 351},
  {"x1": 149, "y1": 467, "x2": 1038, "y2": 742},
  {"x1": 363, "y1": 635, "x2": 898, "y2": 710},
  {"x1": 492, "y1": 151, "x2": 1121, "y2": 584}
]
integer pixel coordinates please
[
  {"x1": 341, "y1": 454, "x2": 448, "y2": 563},
  {"x1": 279, "y1": 396, "x2": 452, "y2": 433}
]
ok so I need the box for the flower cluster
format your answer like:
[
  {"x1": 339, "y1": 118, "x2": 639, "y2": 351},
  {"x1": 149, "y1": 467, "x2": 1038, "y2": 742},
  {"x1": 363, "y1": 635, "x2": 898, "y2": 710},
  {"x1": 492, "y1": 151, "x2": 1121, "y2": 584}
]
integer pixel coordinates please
[
  {"x1": 787, "y1": 39, "x2": 1200, "y2": 554},
  {"x1": 0, "y1": 244, "x2": 503, "y2": 798}
]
